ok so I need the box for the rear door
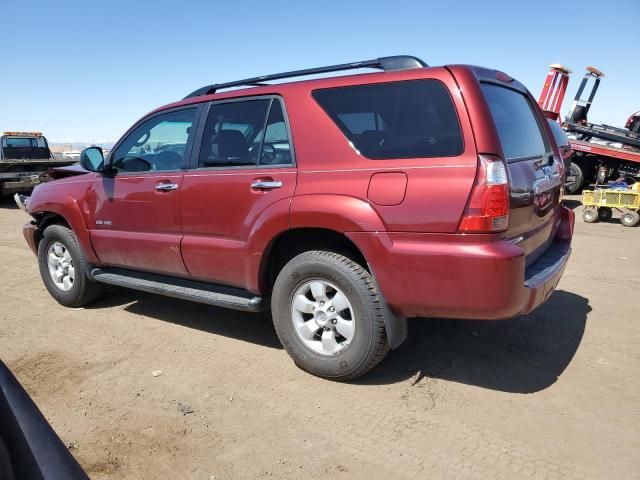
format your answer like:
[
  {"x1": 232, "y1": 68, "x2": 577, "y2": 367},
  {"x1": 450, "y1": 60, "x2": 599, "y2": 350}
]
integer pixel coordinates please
[
  {"x1": 481, "y1": 83, "x2": 562, "y2": 264},
  {"x1": 180, "y1": 96, "x2": 297, "y2": 289}
]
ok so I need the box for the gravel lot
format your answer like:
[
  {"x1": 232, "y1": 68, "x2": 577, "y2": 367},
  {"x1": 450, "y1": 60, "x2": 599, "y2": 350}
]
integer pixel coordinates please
[{"x1": 0, "y1": 195, "x2": 638, "y2": 479}]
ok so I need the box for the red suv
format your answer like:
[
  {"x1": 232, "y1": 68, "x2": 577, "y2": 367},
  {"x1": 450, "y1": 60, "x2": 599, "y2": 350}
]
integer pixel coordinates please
[{"x1": 19, "y1": 55, "x2": 574, "y2": 380}]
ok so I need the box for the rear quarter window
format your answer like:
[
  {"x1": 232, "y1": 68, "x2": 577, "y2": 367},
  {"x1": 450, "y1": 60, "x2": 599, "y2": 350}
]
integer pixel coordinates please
[
  {"x1": 481, "y1": 83, "x2": 547, "y2": 162},
  {"x1": 312, "y1": 80, "x2": 463, "y2": 160}
]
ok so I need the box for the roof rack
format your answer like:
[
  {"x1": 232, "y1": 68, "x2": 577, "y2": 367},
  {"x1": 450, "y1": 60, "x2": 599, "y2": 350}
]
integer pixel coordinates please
[{"x1": 184, "y1": 55, "x2": 428, "y2": 99}]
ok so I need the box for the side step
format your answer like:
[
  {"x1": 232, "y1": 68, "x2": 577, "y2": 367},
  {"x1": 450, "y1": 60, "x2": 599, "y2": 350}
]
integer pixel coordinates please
[{"x1": 90, "y1": 268, "x2": 266, "y2": 312}]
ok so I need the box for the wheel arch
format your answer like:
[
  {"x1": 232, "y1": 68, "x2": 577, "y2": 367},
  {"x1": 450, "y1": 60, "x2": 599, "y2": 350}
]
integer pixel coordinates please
[
  {"x1": 260, "y1": 227, "x2": 368, "y2": 293},
  {"x1": 29, "y1": 196, "x2": 100, "y2": 264},
  {"x1": 258, "y1": 225, "x2": 408, "y2": 350}
]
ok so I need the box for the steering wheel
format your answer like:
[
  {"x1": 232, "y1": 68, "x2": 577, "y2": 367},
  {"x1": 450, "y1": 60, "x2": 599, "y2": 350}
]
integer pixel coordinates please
[{"x1": 260, "y1": 143, "x2": 277, "y2": 164}]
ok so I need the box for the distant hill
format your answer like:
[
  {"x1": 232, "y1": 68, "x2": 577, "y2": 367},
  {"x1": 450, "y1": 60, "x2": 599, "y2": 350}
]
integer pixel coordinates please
[{"x1": 49, "y1": 142, "x2": 115, "y2": 153}]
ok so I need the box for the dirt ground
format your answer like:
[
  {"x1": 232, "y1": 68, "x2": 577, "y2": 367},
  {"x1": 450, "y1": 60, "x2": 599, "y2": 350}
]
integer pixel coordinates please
[{"x1": 0, "y1": 195, "x2": 638, "y2": 480}]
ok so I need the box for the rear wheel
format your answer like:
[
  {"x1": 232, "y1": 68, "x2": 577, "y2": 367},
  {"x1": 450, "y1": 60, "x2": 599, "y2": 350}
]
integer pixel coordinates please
[
  {"x1": 37, "y1": 225, "x2": 104, "y2": 307},
  {"x1": 597, "y1": 207, "x2": 613, "y2": 221},
  {"x1": 621, "y1": 211, "x2": 640, "y2": 227},
  {"x1": 565, "y1": 162, "x2": 584, "y2": 194},
  {"x1": 583, "y1": 208, "x2": 599, "y2": 223},
  {"x1": 271, "y1": 251, "x2": 389, "y2": 381}
]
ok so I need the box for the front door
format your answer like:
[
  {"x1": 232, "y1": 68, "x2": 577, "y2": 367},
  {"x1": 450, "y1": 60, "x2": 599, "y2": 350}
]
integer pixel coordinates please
[
  {"x1": 87, "y1": 107, "x2": 199, "y2": 276},
  {"x1": 180, "y1": 97, "x2": 297, "y2": 289}
]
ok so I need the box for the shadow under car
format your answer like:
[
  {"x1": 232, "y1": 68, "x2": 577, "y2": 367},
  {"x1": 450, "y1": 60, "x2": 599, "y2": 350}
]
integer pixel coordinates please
[{"x1": 89, "y1": 288, "x2": 589, "y2": 392}]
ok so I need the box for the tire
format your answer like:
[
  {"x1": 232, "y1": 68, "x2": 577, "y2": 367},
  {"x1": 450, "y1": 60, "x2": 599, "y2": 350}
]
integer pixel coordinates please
[
  {"x1": 565, "y1": 162, "x2": 584, "y2": 194},
  {"x1": 597, "y1": 207, "x2": 613, "y2": 221},
  {"x1": 583, "y1": 208, "x2": 599, "y2": 223},
  {"x1": 271, "y1": 251, "x2": 390, "y2": 381},
  {"x1": 621, "y1": 211, "x2": 640, "y2": 227},
  {"x1": 37, "y1": 224, "x2": 104, "y2": 307}
]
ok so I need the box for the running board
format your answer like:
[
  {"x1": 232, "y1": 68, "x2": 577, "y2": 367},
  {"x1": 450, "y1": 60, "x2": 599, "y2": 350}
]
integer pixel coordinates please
[{"x1": 90, "y1": 268, "x2": 265, "y2": 312}]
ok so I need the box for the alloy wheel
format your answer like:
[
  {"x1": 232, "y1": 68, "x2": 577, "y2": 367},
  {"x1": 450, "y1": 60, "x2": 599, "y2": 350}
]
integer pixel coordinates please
[
  {"x1": 47, "y1": 241, "x2": 75, "y2": 291},
  {"x1": 291, "y1": 280, "x2": 355, "y2": 356}
]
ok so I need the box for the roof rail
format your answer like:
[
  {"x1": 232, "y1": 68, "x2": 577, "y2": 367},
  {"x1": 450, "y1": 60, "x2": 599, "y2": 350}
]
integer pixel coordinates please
[{"x1": 184, "y1": 55, "x2": 428, "y2": 99}]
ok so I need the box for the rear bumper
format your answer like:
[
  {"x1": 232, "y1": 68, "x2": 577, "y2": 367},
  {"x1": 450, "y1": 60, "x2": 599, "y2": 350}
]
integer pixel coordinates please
[
  {"x1": 519, "y1": 240, "x2": 571, "y2": 315},
  {"x1": 348, "y1": 206, "x2": 574, "y2": 319}
]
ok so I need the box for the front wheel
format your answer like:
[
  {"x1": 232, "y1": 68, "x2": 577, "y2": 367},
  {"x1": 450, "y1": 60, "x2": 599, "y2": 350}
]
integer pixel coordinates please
[
  {"x1": 271, "y1": 251, "x2": 389, "y2": 381},
  {"x1": 583, "y1": 208, "x2": 599, "y2": 223},
  {"x1": 37, "y1": 225, "x2": 104, "y2": 307},
  {"x1": 621, "y1": 211, "x2": 640, "y2": 227}
]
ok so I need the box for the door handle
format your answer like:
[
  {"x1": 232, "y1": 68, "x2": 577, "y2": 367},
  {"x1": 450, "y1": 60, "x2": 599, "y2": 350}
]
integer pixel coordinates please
[
  {"x1": 251, "y1": 180, "x2": 283, "y2": 190},
  {"x1": 155, "y1": 182, "x2": 179, "y2": 191}
]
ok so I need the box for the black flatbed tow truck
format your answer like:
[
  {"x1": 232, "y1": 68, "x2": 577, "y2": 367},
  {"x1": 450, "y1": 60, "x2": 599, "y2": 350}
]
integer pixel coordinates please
[{"x1": 0, "y1": 131, "x2": 75, "y2": 196}]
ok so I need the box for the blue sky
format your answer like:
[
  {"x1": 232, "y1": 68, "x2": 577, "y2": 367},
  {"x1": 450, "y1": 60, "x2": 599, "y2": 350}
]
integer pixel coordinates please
[{"x1": 1, "y1": 0, "x2": 638, "y2": 143}]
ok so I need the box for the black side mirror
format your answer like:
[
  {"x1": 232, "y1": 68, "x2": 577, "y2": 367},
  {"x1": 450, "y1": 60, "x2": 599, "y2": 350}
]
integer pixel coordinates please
[{"x1": 79, "y1": 147, "x2": 104, "y2": 172}]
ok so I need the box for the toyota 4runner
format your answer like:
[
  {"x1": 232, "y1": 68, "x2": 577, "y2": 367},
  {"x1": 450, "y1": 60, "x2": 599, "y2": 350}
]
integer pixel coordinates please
[{"x1": 18, "y1": 55, "x2": 574, "y2": 380}]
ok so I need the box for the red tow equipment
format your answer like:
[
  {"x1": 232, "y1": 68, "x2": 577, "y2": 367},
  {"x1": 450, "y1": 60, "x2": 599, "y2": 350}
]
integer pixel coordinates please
[
  {"x1": 538, "y1": 64, "x2": 571, "y2": 122},
  {"x1": 537, "y1": 64, "x2": 640, "y2": 190}
]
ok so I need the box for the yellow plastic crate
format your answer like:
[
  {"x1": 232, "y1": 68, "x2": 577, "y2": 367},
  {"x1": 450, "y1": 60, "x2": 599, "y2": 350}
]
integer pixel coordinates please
[{"x1": 582, "y1": 189, "x2": 640, "y2": 209}]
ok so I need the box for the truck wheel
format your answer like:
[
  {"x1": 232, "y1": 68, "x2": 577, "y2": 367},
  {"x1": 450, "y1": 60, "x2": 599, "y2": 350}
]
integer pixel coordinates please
[
  {"x1": 621, "y1": 211, "x2": 640, "y2": 227},
  {"x1": 597, "y1": 207, "x2": 613, "y2": 221},
  {"x1": 583, "y1": 208, "x2": 599, "y2": 223},
  {"x1": 37, "y1": 225, "x2": 104, "y2": 307},
  {"x1": 271, "y1": 251, "x2": 389, "y2": 381},
  {"x1": 565, "y1": 162, "x2": 584, "y2": 194}
]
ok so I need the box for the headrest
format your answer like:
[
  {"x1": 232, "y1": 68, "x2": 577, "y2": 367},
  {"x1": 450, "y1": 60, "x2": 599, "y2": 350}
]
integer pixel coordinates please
[{"x1": 216, "y1": 130, "x2": 248, "y2": 160}]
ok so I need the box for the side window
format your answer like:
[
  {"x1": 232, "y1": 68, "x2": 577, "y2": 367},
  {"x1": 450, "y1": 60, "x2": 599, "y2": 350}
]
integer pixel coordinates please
[
  {"x1": 111, "y1": 108, "x2": 196, "y2": 173},
  {"x1": 261, "y1": 101, "x2": 293, "y2": 165},
  {"x1": 199, "y1": 100, "x2": 269, "y2": 168},
  {"x1": 198, "y1": 98, "x2": 293, "y2": 168},
  {"x1": 312, "y1": 80, "x2": 463, "y2": 160},
  {"x1": 337, "y1": 112, "x2": 383, "y2": 134}
]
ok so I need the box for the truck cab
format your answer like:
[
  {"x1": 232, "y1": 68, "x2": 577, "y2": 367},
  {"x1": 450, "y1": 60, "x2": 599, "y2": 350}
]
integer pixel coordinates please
[{"x1": 0, "y1": 132, "x2": 74, "y2": 196}]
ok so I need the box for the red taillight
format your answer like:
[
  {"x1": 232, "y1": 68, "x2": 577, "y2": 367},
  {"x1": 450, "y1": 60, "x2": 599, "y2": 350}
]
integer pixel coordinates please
[{"x1": 458, "y1": 155, "x2": 510, "y2": 233}]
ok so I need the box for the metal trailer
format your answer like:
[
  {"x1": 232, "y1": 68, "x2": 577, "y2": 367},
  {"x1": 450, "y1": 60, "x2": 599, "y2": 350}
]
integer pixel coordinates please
[{"x1": 581, "y1": 185, "x2": 640, "y2": 227}]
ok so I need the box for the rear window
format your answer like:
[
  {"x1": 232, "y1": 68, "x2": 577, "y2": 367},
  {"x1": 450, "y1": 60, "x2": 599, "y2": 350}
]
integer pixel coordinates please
[
  {"x1": 313, "y1": 80, "x2": 463, "y2": 160},
  {"x1": 482, "y1": 84, "x2": 547, "y2": 162},
  {"x1": 5, "y1": 137, "x2": 38, "y2": 147}
]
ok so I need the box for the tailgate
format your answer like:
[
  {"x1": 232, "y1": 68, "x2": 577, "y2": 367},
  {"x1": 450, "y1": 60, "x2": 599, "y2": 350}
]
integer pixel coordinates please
[{"x1": 481, "y1": 83, "x2": 563, "y2": 265}]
